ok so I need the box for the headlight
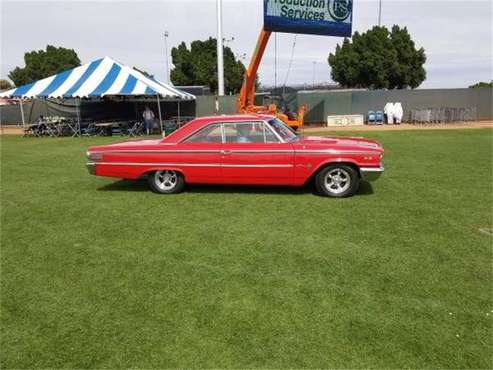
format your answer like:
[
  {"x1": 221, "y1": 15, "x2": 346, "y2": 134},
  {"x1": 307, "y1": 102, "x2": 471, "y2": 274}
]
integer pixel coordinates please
[{"x1": 88, "y1": 152, "x2": 103, "y2": 161}]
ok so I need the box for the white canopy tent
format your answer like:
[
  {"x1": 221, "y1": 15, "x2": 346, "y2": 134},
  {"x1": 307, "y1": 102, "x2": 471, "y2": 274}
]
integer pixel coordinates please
[{"x1": 0, "y1": 56, "x2": 195, "y2": 134}]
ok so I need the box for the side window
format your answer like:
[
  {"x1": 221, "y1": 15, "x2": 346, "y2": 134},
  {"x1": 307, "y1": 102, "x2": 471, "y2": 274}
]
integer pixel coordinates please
[
  {"x1": 223, "y1": 122, "x2": 278, "y2": 143},
  {"x1": 262, "y1": 122, "x2": 280, "y2": 143},
  {"x1": 183, "y1": 124, "x2": 222, "y2": 143}
]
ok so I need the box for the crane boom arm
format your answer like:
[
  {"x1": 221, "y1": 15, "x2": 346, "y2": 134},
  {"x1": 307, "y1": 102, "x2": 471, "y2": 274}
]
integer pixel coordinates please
[
  {"x1": 235, "y1": 28, "x2": 306, "y2": 129},
  {"x1": 237, "y1": 29, "x2": 271, "y2": 112}
]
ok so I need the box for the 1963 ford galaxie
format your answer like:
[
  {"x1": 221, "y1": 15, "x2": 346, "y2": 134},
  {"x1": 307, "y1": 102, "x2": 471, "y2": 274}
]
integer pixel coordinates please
[{"x1": 86, "y1": 114, "x2": 384, "y2": 197}]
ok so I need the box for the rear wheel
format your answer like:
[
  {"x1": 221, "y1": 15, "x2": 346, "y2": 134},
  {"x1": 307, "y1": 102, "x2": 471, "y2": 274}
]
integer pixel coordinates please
[
  {"x1": 315, "y1": 164, "x2": 359, "y2": 198},
  {"x1": 148, "y1": 170, "x2": 185, "y2": 194}
]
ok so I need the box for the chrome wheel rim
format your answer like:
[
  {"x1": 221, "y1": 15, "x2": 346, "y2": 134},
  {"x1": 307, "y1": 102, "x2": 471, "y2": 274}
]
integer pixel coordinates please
[
  {"x1": 155, "y1": 170, "x2": 178, "y2": 191},
  {"x1": 324, "y1": 168, "x2": 351, "y2": 194}
]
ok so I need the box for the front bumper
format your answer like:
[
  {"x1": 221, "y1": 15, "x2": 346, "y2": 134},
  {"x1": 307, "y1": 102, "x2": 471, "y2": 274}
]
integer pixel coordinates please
[
  {"x1": 86, "y1": 162, "x2": 96, "y2": 175},
  {"x1": 360, "y1": 165, "x2": 384, "y2": 181}
]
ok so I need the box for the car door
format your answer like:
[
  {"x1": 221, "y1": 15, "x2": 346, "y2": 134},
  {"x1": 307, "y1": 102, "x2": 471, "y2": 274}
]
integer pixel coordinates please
[
  {"x1": 220, "y1": 121, "x2": 294, "y2": 185},
  {"x1": 171, "y1": 123, "x2": 223, "y2": 183}
]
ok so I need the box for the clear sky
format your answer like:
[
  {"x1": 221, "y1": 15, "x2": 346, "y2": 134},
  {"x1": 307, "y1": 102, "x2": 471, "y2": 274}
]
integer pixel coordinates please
[{"x1": 1, "y1": 0, "x2": 492, "y2": 89}]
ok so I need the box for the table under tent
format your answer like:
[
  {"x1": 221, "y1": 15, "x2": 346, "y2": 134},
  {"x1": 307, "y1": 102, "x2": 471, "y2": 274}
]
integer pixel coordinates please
[{"x1": 0, "y1": 56, "x2": 195, "y2": 136}]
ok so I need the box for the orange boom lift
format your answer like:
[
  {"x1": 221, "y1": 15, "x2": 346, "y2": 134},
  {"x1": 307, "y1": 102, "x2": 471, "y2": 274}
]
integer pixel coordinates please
[{"x1": 236, "y1": 29, "x2": 307, "y2": 130}]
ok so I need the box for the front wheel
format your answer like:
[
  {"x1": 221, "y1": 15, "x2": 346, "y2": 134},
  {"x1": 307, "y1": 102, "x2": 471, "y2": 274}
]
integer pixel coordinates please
[
  {"x1": 148, "y1": 170, "x2": 185, "y2": 194},
  {"x1": 315, "y1": 164, "x2": 359, "y2": 198}
]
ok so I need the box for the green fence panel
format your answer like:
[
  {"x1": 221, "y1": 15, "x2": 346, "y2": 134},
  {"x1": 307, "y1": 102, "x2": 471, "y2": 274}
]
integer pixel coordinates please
[
  {"x1": 195, "y1": 96, "x2": 216, "y2": 116},
  {"x1": 351, "y1": 88, "x2": 493, "y2": 121},
  {"x1": 195, "y1": 95, "x2": 238, "y2": 116},
  {"x1": 297, "y1": 91, "x2": 352, "y2": 123},
  {"x1": 218, "y1": 96, "x2": 238, "y2": 114}
]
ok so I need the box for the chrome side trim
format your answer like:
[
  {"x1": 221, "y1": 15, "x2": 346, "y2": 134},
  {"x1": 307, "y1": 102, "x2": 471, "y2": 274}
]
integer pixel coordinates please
[
  {"x1": 90, "y1": 148, "x2": 380, "y2": 156},
  {"x1": 89, "y1": 149, "x2": 294, "y2": 155},
  {"x1": 91, "y1": 162, "x2": 293, "y2": 168},
  {"x1": 296, "y1": 150, "x2": 380, "y2": 155},
  {"x1": 222, "y1": 164, "x2": 292, "y2": 168},
  {"x1": 227, "y1": 150, "x2": 293, "y2": 154},
  {"x1": 89, "y1": 149, "x2": 377, "y2": 155},
  {"x1": 95, "y1": 162, "x2": 220, "y2": 167},
  {"x1": 360, "y1": 165, "x2": 384, "y2": 181},
  {"x1": 95, "y1": 149, "x2": 222, "y2": 154}
]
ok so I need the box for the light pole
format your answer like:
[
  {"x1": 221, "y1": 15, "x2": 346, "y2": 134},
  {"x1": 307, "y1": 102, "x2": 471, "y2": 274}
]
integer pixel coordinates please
[
  {"x1": 164, "y1": 31, "x2": 170, "y2": 84},
  {"x1": 312, "y1": 61, "x2": 316, "y2": 88},
  {"x1": 378, "y1": 0, "x2": 382, "y2": 26},
  {"x1": 216, "y1": 0, "x2": 225, "y2": 96}
]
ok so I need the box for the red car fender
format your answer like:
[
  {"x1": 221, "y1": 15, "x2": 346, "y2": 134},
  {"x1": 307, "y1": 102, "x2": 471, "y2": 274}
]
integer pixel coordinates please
[
  {"x1": 309, "y1": 157, "x2": 363, "y2": 178},
  {"x1": 138, "y1": 165, "x2": 188, "y2": 179}
]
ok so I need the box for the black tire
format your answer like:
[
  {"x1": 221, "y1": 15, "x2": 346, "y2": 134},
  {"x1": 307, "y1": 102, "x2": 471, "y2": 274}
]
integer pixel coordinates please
[
  {"x1": 148, "y1": 170, "x2": 185, "y2": 194},
  {"x1": 315, "y1": 164, "x2": 360, "y2": 198}
]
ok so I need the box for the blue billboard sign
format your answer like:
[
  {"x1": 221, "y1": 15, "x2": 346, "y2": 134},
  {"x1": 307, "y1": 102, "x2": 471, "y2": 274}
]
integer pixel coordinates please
[{"x1": 264, "y1": 0, "x2": 353, "y2": 37}]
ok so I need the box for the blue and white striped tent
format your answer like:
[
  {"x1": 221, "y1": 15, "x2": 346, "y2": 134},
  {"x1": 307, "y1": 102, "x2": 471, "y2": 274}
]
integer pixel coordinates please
[{"x1": 0, "y1": 56, "x2": 195, "y2": 100}]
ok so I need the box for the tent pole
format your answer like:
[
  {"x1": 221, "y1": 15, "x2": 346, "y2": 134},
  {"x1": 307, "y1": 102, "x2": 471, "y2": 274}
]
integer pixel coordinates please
[
  {"x1": 156, "y1": 94, "x2": 163, "y2": 136},
  {"x1": 178, "y1": 100, "x2": 181, "y2": 125},
  {"x1": 20, "y1": 99, "x2": 26, "y2": 128},
  {"x1": 76, "y1": 98, "x2": 81, "y2": 137}
]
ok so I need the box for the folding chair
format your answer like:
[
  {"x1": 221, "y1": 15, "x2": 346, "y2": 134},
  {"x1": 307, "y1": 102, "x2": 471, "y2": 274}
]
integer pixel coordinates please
[
  {"x1": 32, "y1": 122, "x2": 46, "y2": 136},
  {"x1": 45, "y1": 123, "x2": 59, "y2": 137},
  {"x1": 111, "y1": 123, "x2": 126, "y2": 136},
  {"x1": 128, "y1": 120, "x2": 144, "y2": 137},
  {"x1": 22, "y1": 125, "x2": 36, "y2": 137},
  {"x1": 63, "y1": 119, "x2": 79, "y2": 137},
  {"x1": 81, "y1": 123, "x2": 98, "y2": 136}
]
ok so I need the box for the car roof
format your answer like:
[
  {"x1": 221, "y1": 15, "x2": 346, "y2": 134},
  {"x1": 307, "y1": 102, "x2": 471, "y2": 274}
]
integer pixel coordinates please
[
  {"x1": 162, "y1": 114, "x2": 276, "y2": 143},
  {"x1": 193, "y1": 114, "x2": 274, "y2": 123}
]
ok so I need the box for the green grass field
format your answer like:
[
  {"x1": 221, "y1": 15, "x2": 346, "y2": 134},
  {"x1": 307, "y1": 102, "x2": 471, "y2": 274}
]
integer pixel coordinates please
[{"x1": 1, "y1": 129, "x2": 492, "y2": 368}]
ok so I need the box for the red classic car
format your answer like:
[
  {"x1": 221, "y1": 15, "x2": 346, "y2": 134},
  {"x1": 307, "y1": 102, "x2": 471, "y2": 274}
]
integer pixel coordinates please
[{"x1": 86, "y1": 114, "x2": 384, "y2": 197}]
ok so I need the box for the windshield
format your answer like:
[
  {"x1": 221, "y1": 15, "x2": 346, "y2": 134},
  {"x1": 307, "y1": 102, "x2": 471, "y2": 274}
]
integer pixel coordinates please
[{"x1": 267, "y1": 118, "x2": 299, "y2": 142}]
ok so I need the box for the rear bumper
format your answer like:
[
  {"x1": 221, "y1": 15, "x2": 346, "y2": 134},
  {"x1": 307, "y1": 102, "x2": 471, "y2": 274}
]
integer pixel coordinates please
[
  {"x1": 360, "y1": 165, "x2": 384, "y2": 181},
  {"x1": 86, "y1": 162, "x2": 96, "y2": 175}
]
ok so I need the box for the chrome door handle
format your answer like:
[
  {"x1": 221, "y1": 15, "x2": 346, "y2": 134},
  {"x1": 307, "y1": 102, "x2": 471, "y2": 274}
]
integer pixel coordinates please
[{"x1": 221, "y1": 150, "x2": 232, "y2": 155}]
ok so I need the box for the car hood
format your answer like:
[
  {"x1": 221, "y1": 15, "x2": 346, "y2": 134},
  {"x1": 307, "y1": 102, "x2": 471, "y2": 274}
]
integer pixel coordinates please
[
  {"x1": 296, "y1": 136, "x2": 383, "y2": 152},
  {"x1": 88, "y1": 139, "x2": 162, "y2": 152}
]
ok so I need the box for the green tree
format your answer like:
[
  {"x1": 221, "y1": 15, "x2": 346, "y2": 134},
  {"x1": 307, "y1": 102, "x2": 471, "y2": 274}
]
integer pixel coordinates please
[
  {"x1": 170, "y1": 38, "x2": 245, "y2": 94},
  {"x1": 469, "y1": 81, "x2": 493, "y2": 88},
  {"x1": 328, "y1": 25, "x2": 426, "y2": 89},
  {"x1": 8, "y1": 45, "x2": 81, "y2": 86},
  {"x1": 0, "y1": 79, "x2": 13, "y2": 90}
]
